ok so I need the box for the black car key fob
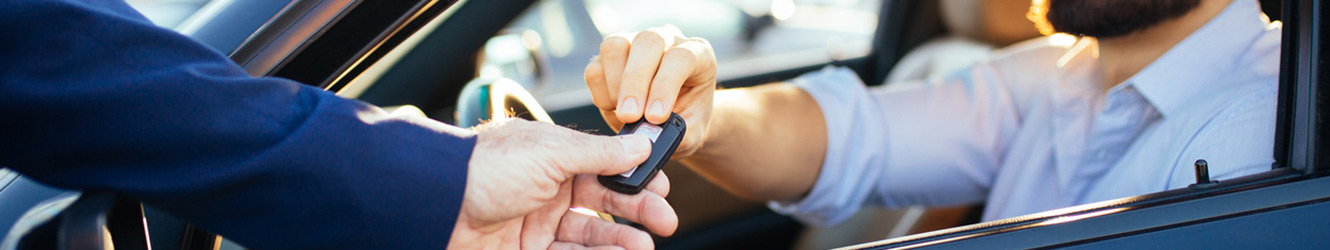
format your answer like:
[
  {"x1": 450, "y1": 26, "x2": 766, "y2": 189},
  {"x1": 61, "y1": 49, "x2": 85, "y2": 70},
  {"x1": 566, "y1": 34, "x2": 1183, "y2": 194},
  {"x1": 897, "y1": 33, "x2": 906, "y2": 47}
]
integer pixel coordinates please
[{"x1": 599, "y1": 113, "x2": 686, "y2": 195}]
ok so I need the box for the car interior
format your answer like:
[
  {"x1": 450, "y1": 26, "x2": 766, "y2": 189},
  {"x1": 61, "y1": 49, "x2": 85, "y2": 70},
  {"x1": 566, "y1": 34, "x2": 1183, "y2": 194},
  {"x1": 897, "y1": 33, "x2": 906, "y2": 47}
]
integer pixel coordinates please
[{"x1": 2, "y1": 0, "x2": 1325, "y2": 249}]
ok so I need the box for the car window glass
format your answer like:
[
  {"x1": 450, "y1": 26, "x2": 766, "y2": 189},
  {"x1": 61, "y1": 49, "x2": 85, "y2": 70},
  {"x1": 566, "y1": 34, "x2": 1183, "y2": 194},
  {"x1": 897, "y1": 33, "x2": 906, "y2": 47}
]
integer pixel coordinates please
[
  {"x1": 0, "y1": 168, "x2": 14, "y2": 188},
  {"x1": 126, "y1": 0, "x2": 216, "y2": 29}
]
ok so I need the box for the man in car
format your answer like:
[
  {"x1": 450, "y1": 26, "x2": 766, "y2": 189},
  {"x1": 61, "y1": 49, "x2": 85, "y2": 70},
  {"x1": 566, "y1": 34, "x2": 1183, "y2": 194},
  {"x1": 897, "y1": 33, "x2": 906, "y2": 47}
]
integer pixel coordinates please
[
  {"x1": 585, "y1": 0, "x2": 1278, "y2": 226},
  {"x1": 0, "y1": 0, "x2": 676, "y2": 249}
]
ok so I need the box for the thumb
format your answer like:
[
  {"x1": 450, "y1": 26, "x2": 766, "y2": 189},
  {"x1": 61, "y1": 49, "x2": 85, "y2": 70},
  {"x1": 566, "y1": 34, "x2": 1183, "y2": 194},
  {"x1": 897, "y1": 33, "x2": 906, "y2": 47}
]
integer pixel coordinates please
[{"x1": 557, "y1": 133, "x2": 652, "y2": 176}]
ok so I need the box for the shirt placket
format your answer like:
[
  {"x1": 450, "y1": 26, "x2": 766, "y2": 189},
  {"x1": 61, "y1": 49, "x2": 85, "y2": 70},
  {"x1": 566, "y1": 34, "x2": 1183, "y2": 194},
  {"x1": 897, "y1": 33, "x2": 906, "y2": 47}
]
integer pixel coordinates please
[{"x1": 1072, "y1": 86, "x2": 1159, "y2": 200}]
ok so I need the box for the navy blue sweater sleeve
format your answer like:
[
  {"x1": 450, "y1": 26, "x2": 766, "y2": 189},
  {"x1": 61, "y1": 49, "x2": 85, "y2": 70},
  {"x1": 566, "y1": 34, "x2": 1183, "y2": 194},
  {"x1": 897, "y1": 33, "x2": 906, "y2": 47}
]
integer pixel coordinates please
[{"x1": 0, "y1": 1, "x2": 475, "y2": 248}]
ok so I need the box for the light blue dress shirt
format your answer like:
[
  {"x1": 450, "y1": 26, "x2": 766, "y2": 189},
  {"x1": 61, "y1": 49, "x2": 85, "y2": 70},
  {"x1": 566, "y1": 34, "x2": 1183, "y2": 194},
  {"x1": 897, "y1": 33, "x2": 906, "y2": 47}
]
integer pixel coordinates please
[{"x1": 770, "y1": 0, "x2": 1282, "y2": 226}]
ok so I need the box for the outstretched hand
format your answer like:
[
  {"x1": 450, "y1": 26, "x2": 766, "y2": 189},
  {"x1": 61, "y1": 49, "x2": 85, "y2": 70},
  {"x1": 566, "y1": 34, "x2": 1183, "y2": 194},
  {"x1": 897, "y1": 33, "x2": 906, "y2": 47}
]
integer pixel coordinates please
[
  {"x1": 585, "y1": 25, "x2": 718, "y2": 159},
  {"x1": 451, "y1": 118, "x2": 678, "y2": 249}
]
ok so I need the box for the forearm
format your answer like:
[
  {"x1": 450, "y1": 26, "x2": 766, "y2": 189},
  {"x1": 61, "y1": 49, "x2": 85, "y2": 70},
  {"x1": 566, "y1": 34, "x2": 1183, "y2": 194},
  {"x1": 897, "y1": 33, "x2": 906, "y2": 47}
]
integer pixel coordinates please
[{"x1": 680, "y1": 83, "x2": 827, "y2": 201}]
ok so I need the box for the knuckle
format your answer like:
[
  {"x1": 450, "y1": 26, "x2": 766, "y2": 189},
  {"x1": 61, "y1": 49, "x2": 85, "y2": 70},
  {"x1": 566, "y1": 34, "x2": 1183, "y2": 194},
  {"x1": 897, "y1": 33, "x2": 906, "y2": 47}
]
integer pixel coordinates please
[
  {"x1": 600, "y1": 188, "x2": 620, "y2": 214},
  {"x1": 661, "y1": 24, "x2": 682, "y2": 34},
  {"x1": 649, "y1": 72, "x2": 681, "y2": 92},
  {"x1": 689, "y1": 37, "x2": 717, "y2": 55},
  {"x1": 627, "y1": 74, "x2": 659, "y2": 89},
  {"x1": 584, "y1": 61, "x2": 602, "y2": 77},
  {"x1": 600, "y1": 36, "x2": 630, "y2": 54},
  {"x1": 689, "y1": 37, "x2": 711, "y2": 46},
  {"x1": 585, "y1": 60, "x2": 601, "y2": 74},
  {"x1": 598, "y1": 138, "x2": 622, "y2": 163},
  {"x1": 623, "y1": 71, "x2": 656, "y2": 88},
  {"x1": 633, "y1": 31, "x2": 666, "y2": 48},
  {"x1": 648, "y1": 77, "x2": 675, "y2": 92},
  {"x1": 665, "y1": 47, "x2": 696, "y2": 62}
]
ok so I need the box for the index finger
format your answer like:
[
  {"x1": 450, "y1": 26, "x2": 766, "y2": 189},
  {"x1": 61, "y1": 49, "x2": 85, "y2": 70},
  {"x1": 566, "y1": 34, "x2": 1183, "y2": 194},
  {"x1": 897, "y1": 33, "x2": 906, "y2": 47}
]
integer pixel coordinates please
[
  {"x1": 643, "y1": 38, "x2": 711, "y2": 124},
  {"x1": 616, "y1": 26, "x2": 684, "y2": 124},
  {"x1": 554, "y1": 212, "x2": 652, "y2": 249},
  {"x1": 585, "y1": 56, "x2": 617, "y2": 111},
  {"x1": 571, "y1": 175, "x2": 679, "y2": 236},
  {"x1": 599, "y1": 32, "x2": 634, "y2": 104}
]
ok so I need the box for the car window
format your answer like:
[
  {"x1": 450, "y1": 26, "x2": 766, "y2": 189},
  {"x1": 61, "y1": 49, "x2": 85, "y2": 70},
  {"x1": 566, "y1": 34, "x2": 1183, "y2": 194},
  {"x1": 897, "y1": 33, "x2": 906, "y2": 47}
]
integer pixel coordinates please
[
  {"x1": 0, "y1": 168, "x2": 14, "y2": 189},
  {"x1": 489, "y1": 0, "x2": 880, "y2": 110},
  {"x1": 127, "y1": 0, "x2": 296, "y2": 55},
  {"x1": 126, "y1": 0, "x2": 215, "y2": 29}
]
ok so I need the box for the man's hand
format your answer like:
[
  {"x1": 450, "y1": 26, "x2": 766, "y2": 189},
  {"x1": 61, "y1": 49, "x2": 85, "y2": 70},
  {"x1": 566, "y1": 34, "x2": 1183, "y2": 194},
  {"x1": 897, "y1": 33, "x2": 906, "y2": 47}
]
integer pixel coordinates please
[
  {"x1": 585, "y1": 25, "x2": 717, "y2": 159},
  {"x1": 585, "y1": 25, "x2": 828, "y2": 201},
  {"x1": 451, "y1": 118, "x2": 678, "y2": 249}
]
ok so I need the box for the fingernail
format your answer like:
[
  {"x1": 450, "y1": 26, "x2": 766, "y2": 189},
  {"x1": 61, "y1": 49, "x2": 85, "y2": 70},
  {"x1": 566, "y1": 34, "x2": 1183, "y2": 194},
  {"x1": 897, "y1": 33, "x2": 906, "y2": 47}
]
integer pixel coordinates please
[
  {"x1": 619, "y1": 135, "x2": 651, "y2": 158},
  {"x1": 648, "y1": 100, "x2": 665, "y2": 117},
  {"x1": 620, "y1": 97, "x2": 639, "y2": 114}
]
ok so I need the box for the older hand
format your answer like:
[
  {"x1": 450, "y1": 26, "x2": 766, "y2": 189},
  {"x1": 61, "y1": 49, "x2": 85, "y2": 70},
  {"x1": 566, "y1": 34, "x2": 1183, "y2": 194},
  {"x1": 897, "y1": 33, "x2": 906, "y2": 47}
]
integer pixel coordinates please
[
  {"x1": 584, "y1": 25, "x2": 717, "y2": 159},
  {"x1": 450, "y1": 118, "x2": 678, "y2": 249}
]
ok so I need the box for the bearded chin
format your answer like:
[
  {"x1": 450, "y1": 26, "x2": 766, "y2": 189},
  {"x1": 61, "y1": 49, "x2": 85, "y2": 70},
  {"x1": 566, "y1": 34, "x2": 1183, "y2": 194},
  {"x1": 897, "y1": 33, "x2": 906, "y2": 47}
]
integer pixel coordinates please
[{"x1": 1045, "y1": 0, "x2": 1201, "y2": 38}]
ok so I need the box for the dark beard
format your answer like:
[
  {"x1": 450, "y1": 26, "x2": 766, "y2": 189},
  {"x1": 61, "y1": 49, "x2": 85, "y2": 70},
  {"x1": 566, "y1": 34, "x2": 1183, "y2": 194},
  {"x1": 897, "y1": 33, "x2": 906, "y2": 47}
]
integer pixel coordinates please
[{"x1": 1045, "y1": 0, "x2": 1202, "y2": 38}]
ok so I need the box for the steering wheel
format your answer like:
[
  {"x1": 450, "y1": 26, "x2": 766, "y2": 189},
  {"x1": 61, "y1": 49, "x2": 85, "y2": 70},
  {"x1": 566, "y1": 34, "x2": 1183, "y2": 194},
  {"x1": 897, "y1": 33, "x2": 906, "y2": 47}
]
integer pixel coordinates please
[{"x1": 454, "y1": 77, "x2": 553, "y2": 127}]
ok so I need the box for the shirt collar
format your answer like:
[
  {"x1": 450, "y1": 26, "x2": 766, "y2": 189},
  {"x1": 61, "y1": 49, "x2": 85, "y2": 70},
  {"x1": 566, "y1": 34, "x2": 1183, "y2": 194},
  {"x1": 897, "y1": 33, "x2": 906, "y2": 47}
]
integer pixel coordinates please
[{"x1": 1127, "y1": 0, "x2": 1271, "y2": 118}]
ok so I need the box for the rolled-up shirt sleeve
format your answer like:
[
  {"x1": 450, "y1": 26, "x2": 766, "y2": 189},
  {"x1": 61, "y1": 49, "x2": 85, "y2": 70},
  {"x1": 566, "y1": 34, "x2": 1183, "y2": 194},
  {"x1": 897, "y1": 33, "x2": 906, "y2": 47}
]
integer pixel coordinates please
[{"x1": 768, "y1": 65, "x2": 1020, "y2": 226}]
